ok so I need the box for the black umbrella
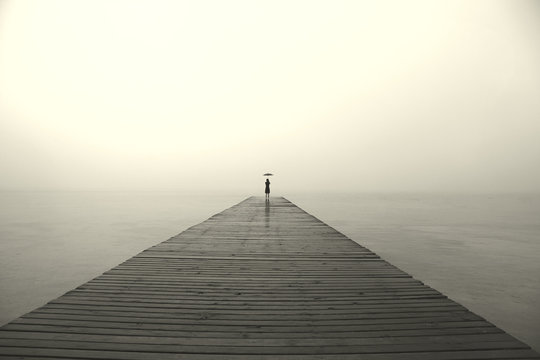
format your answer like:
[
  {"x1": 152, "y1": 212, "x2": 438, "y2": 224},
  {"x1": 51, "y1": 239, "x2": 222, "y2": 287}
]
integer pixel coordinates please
[{"x1": 263, "y1": 173, "x2": 273, "y2": 177}]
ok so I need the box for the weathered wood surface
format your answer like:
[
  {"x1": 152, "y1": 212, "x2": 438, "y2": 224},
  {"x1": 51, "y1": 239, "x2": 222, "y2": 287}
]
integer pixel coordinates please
[{"x1": 0, "y1": 196, "x2": 538, "y2": 359}]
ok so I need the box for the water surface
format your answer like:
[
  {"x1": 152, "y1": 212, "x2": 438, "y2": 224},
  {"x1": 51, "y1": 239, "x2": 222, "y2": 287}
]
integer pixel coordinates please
[{"x1": 289, "y1": 192, "x2": 540, "y2": 352}]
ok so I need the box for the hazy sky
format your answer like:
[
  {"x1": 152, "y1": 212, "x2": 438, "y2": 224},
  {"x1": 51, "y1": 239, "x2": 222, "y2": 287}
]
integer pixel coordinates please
[{"x1": 1, "y1": 0, "x2": 539, "y2": 193}]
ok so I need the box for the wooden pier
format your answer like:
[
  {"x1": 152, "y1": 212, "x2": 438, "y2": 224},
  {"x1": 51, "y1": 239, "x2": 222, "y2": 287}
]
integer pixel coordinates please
[{"x1": 0, "y1": 196, "x2": 538, "y2": 359}]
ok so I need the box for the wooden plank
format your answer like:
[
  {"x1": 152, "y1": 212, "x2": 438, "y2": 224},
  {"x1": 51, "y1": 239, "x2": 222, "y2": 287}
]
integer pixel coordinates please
[
  {"x1": 30, "y1": 307, "x2": 472, "y2": 319},
  {"x1": 0, "y1": 346, "x2": 539, "y2": 360},
  {"x1": 1, "y1": 196, "x2": 538, "y2": 359},
  {"x1": 0, "y1": 338, "x2": 530, "y2": 354},
  {"x1": 0, "y1": 331, "x2": 518, "y2": 346},
  {"x1": 19, "y1": 312, "x2": 480, "y2": 325},
  {"x1": 39, "y1": 302, "x2": 467, "y2": 313},
  {"x1": 0, "y1": 324, "x2": 502, "y2": 338}
]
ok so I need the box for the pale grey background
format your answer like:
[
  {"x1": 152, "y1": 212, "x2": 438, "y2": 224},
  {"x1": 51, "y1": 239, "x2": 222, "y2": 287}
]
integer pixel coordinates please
[{"x1": 1, "y1": 0, "x2": 539, "y2": 193}]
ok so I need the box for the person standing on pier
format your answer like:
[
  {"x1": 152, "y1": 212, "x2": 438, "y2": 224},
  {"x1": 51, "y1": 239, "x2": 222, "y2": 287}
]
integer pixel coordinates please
[{"x1": 265, "y1": 178, "x2": 270, "y2": 200}]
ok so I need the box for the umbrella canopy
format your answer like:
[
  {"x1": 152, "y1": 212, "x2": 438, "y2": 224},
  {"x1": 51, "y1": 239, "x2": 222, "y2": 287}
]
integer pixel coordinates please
[{"x1": 263, "y1": 173, "x2": 273, "y2": 176}]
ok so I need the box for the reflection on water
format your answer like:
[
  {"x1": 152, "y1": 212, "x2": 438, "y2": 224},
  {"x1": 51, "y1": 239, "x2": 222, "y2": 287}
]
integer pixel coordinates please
[{"x1": 265, "y1": 199, "x2": 270, "y2": 228}]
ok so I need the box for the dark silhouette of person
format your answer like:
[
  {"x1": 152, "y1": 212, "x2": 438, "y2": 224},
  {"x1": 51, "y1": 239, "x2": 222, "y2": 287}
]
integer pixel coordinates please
[{"x1": 265, "y1": 178, "x2": 270, "y2": 200}]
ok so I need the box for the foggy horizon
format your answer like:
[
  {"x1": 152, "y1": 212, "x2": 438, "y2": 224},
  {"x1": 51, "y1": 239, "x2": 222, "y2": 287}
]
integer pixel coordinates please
[{"x1": 1, "y1": 0, "x2": 540, "y2": 194}]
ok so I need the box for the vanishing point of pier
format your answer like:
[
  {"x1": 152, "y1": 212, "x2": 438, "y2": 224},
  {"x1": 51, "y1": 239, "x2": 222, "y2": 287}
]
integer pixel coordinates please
[{"x1": 0, "y1": 197, "x2": 538, "y2": 359}]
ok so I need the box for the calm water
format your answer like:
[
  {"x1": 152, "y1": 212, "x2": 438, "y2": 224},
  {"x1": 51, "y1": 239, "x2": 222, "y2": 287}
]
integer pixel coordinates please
[{"x1": 1, "y1": 191, "x2": 539, "y2": 351}]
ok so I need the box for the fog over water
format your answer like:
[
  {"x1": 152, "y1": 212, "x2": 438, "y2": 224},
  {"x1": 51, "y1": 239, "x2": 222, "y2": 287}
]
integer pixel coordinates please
[
  {"x1": 1, "y1": 0, "x2": 540, "y2": 354},
  {"x1": 1, "y1": 0, "x2": 540, "y2": 193}
]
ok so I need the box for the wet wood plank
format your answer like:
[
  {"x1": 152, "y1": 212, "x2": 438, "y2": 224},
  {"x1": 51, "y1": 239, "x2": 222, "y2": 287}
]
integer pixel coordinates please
[{"x1": 1, "y1": 196, "x2": 538, "y2": 359}]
